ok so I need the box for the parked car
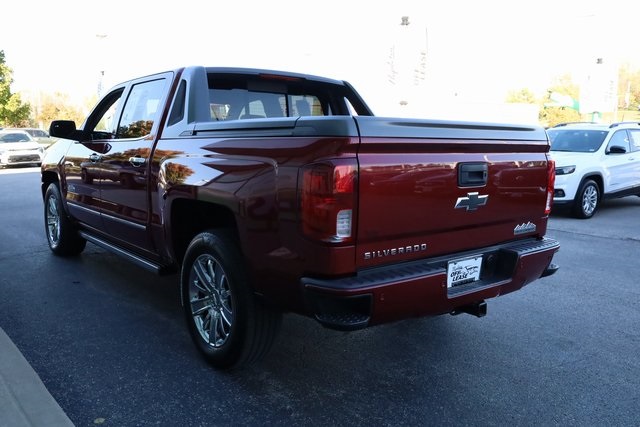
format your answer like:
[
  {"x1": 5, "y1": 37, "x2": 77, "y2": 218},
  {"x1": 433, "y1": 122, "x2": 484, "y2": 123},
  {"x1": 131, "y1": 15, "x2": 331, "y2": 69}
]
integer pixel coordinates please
[
  {"x1": 547, "y1": 122, "x2": 640, "y2": 218},
  {"x1": 0, "y1": 130, "x2": 44, "y2": 168},
  {"x1": 4, "y1": 127, "x2": 57, "y2": 147}
]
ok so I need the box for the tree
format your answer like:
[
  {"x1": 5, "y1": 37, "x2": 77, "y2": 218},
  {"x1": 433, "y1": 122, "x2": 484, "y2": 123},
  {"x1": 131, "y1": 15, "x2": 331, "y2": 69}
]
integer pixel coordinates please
[
  {"x1": 539, "y1": 107, "x2": 581, "y2": 128},
  {"x1": 0, "y1": 50, "x2": 32, "y2": 127},
  {"x1": 539, "y1": 74, "x2": 581, "y2": 127},
  {"x1": 547, "y1": 74, "x2": 580, "y2": 100},
  {"x1": 618, "y1": 62, "x2": 640, "y2": 110},
  {"x1": 506, "y1": 88, "x2": 538, "y2": 104},
  {"x1": 37, "y1": 92, "x2": 86, "y2": 130}
]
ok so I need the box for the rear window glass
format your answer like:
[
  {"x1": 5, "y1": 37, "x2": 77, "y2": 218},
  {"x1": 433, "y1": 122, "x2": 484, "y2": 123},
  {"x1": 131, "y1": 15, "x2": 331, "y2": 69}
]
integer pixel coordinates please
[{"x1": 208, "y1": 75, "x2": 330, "y2": 121}]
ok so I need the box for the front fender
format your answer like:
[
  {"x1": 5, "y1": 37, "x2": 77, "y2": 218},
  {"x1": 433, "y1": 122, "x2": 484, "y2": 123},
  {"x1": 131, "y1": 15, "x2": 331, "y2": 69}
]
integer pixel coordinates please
[{"x1": 40, "y1": 138, "x2": 76, "y2": 197}]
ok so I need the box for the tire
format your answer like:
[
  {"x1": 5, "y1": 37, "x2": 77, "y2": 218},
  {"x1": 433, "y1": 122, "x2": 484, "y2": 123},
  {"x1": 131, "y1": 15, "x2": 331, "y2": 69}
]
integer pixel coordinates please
[
  {"x1": 572, "y1": 179, "x2": 600, "y2": 219},
  {"x1": 44, "y1": 183, "x2": 87, "y2": 255},
  {"x1": 81, "y1": 169, "x2": 93, "y2": 184},
  {"x1": 181, "y1": 229, "x2": 282, "y2": 369}
]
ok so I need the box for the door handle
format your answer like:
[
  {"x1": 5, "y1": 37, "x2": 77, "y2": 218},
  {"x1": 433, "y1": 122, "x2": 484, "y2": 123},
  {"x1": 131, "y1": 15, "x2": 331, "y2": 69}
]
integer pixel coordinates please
[
  {"x1": 129, "y1": 156, "x2": 146, "y2": 167},
  {"x1": 89, "y1": 153, "x2": 102, "y2": 162},
  {"x1": 459, "y1": 162, "x2": 488, "y2": 187}
]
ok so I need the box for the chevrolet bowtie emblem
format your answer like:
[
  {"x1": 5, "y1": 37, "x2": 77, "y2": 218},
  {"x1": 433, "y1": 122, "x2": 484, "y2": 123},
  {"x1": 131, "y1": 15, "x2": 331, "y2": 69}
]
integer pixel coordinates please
[{"x1": 455, "y1": 192, "x2": 489, "y2": 211}]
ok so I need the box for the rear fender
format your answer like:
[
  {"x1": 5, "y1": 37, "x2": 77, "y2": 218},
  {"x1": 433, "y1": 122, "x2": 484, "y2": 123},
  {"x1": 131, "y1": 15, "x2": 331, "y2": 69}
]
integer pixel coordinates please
[{"x1": 158, "y1": 156, "x2": 279, "y2": 275}]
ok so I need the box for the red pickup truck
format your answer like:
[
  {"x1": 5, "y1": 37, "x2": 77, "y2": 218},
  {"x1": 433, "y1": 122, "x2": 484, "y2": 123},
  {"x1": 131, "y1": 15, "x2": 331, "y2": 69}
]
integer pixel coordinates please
[{"x1": 41, "y1": 66, "x2": 559, "y2": 369}]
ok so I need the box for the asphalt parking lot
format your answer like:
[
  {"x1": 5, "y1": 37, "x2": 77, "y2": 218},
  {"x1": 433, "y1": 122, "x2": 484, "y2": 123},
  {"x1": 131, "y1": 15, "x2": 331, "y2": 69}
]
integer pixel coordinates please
[{"x1": 1, "y1": 168, "x2": 639, "y2": 426}]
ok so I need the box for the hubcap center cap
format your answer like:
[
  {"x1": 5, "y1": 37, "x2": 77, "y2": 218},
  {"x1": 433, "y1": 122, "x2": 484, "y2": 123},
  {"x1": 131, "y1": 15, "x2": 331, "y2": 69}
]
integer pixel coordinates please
[{"x1": 210, "y1": 290, "x2": 221, "y2": 309}]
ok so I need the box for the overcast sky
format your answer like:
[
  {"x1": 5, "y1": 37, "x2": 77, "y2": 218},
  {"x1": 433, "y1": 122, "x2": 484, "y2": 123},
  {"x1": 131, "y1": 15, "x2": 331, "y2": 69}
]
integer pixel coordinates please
[{"x1": 2, "y1": 0, "x2": 638, "y2": 120}]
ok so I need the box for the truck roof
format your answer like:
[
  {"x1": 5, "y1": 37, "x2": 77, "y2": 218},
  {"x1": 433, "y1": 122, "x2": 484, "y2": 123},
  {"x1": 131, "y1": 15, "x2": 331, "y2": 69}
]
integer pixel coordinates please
[
  {"x1": 203, "y1": 66, "x2": 346, "y2": 86},
  {"x1": 125, "y1": 66, "x2": 347, "y2": 88}
]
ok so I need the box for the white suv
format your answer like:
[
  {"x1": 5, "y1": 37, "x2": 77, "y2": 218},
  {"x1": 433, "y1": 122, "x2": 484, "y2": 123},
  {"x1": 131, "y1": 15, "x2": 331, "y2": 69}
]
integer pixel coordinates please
[{"x1": 547, "y1": 122, "x2": 640, "y2": 218}]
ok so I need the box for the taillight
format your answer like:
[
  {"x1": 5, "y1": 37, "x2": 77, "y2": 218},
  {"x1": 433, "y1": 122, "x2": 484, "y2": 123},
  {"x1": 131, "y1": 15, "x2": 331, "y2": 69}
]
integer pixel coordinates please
[
  {"x1": 300, "y1": 159, "x2": 357, "y2": 244},
  {"x1": 545, "y1": 158, "x2": 555, "y2": 215}
]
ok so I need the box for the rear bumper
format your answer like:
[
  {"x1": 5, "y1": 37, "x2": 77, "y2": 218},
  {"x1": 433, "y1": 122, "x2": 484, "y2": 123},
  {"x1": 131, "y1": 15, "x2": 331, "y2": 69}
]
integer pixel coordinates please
[{"x1": 302, "y1": 237, "x2": 560, "y2": 330}]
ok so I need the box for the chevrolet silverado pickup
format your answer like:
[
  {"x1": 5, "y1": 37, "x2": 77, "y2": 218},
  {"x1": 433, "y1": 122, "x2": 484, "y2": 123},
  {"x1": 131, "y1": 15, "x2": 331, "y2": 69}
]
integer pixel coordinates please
[{"x1": 41, "y1": 66, "x2": 559, "y2": 369}]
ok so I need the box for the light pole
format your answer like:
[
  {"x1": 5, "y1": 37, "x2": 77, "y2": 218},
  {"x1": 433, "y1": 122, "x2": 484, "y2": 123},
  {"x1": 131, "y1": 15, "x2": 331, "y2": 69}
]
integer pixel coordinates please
[
  {"x1": 389, "y1": 16, "x2": 428, "y2": 110},
  {"x1": 96, "y1": 34, "x2": 107, "y2": 96}
]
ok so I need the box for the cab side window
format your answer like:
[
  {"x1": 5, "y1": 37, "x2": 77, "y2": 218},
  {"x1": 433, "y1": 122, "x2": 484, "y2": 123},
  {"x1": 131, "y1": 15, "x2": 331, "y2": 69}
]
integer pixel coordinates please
[
  {"x1": 629, "y1": 129, "x2": 640, "y2": 152},
  {"x1": 117, "y1": 78, "x2": 167, "y2": 139},
  {"x1": 86, "y1": 89, "x2": 124, "y2": 140},
  {"x1": 607, "y1": 130, "x2": 630, "y2": 153},
  {"x1": 95, "y1": 95, "x2": 121, "y2": 135}
]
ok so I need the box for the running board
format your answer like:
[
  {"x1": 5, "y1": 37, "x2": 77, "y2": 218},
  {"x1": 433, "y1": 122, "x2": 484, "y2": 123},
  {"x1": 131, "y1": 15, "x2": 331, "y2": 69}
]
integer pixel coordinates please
[{"x1": 79, "y1": 231, "x2": 174, "y2": 275}]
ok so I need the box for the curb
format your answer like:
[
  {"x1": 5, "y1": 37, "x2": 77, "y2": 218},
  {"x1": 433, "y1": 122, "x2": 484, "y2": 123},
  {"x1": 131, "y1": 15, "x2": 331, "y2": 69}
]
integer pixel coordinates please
[{"x1": 0, "y1": 328, "x2": 74, "y2": 427}]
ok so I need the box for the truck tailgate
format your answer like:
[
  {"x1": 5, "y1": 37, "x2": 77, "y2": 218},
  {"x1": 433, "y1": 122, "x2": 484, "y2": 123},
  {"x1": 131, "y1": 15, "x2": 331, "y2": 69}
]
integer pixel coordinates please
[{"x1": 354, "y1": 116, "x2": 552, "y2": 269}]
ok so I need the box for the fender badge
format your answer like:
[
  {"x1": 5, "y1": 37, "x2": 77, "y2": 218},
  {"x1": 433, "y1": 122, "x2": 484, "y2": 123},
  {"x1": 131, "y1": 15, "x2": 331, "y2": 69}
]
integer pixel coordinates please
[
  {"x1": 514, "y1": 222, "x2": 536, "y2": 235},
  {"x1": 455, "y1": 192, "x2": 488, "y2": 211}
]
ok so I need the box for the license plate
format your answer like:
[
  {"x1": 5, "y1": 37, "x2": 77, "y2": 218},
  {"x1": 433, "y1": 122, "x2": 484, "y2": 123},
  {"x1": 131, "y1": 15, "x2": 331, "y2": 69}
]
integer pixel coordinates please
[{"x1": 447, "y1": 256, "x2": 482, "y2": 288}]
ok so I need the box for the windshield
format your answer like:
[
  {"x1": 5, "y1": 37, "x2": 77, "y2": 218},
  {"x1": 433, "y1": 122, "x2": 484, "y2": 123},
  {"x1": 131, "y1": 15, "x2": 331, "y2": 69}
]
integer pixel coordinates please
[
  {"x1": 0, "y1": 132, "x2": 33, "y2": 143},
  {"x1": 547, "y1": 129, "x2": 608, "y2": 153}
]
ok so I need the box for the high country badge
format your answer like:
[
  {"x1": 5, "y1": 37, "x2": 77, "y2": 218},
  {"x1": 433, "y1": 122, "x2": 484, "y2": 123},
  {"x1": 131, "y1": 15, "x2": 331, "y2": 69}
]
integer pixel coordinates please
[{"x1": 514, "y1": 221, "x2": 536, "y2": 235}]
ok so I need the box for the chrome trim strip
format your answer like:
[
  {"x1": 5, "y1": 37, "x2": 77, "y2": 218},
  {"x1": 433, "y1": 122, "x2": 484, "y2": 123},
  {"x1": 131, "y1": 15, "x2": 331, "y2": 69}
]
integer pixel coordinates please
[
  {"x1": 67, "y1": 202, "x2": 146, "y2": 230},
  {"x1": 102, "y1": 212, "x2": 146, "y2": 231},
  {"x1": 78, "y1": 231, "x2": 160, "y2": 273},
  {"x1": 67, "y1": 201, "x2": 101, "y2": 216}
]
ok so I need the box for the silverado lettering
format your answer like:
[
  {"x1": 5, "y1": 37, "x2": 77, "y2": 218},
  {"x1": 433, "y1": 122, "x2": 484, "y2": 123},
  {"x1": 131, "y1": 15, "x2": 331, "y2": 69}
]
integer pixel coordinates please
[
  {"x1": 41, "y1": 66, "x2": 560, "y2": 369},
  {"x1": 364, "y1": 243, "x2": 428, "y2": 260}
]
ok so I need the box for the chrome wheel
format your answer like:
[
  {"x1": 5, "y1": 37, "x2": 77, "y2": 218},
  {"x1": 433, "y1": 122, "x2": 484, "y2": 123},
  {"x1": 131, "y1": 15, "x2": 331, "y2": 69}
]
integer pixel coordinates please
[
  {"x1": 581, "y1": 183, "x2": 598, "y2": 217},
  {"x1": 43, "y1": 184, "x2": 86, "y2": 255},
  {"x1": 181, "y1": 230, "x2": 281, "y2": 368},
  {"x1": 188, "y1": 254, "x2": 234, "y2": 348},
  {"x1": 46, "y1": 194, "x2": 61, "y2": 247},
  {"x1": 573, "y1": 179, "x2": 600, "y2": 219}
]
